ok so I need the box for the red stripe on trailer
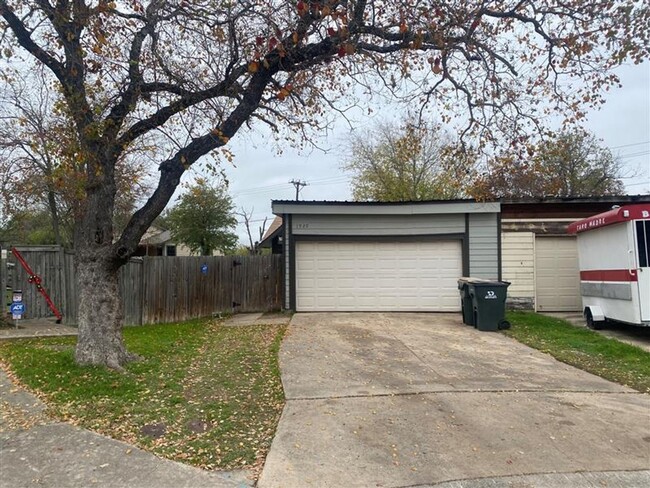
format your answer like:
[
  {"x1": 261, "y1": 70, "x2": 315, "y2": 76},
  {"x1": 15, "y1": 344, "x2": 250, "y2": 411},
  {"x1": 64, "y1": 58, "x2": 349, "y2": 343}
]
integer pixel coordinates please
[
  {"x1": 567, "y1": 204, "x2": 650, "y2": 234},
  {"x1": 580, "y1": 269, "x2": 638, "y2": 282}
]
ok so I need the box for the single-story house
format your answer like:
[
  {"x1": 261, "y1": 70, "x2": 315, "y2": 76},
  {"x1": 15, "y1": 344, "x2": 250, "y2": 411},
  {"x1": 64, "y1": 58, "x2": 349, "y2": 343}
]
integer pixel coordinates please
[
  {"x1": 261, "y1": 195, "x2": 650, "y2": 313},
  {"x1": 136, "y1": 227, "x2": 223, "y2": 257},
  {"x1": 264, "y1": 200, "x2": 501, "y2": 312},
  {"x1": 261, "y1": 215, "x2": 284, "y2": 255},
  {"x1": 501, "y1": 195, "x2": 650, "y2": 312}
]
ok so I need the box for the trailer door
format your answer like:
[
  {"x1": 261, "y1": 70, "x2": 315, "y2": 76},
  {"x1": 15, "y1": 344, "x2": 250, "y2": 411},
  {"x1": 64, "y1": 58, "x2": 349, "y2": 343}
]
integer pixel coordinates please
[{"x1": 636, "y1": 220, "x2": 650, "y2": 321}]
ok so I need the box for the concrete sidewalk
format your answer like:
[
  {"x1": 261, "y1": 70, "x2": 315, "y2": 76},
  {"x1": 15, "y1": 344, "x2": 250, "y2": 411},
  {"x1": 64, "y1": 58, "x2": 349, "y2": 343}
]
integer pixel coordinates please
[
  {"x1": 223, "y1": 312, "x2": 291, "y2": 327},
  {"x1": 0, "y1": 369, "x2": 254, "y2": 488},
  {"x1": 0, "y1": 311, "x2": 292, "y2": 340},
  {"x1": 258, "y1": 312, "x2": 650, "y2": 488},
  {"x1": 0, "y1": 316, "x2": 78, "y2": 340}
]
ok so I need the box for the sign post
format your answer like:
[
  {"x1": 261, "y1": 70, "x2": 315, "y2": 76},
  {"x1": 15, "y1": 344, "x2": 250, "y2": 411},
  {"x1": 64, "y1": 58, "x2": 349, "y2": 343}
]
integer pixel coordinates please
[{"x1": 10, "y1": 289, "x2": 24, "y2": 321}]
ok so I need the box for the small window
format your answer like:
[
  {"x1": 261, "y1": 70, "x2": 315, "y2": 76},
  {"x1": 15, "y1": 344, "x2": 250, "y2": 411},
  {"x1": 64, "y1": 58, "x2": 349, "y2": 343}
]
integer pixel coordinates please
[
  {"x1": 637, "y1": 220, "x2": 649, "y2": 268},
  {"x1": 166, "y1": 245, "x2": 177, "y2": 257}
]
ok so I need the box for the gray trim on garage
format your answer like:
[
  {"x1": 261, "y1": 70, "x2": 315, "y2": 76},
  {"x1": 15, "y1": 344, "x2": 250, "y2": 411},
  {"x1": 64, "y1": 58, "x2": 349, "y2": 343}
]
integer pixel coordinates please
[
  {"x1": 285, "y1": 214, "x2": 293, "y2": 310},
  {"x1": 292, "y1": 233, "x2": 465, "y2": 243},
  {"x1": 497, "y1": 213, "x2": 503, "y2": 281},
  {"x1": 464, "y1": 214, "x2": 470, "y2": 277},
  {"x1": 468, "y1": 213, "x2": 499, "y2": 279},
  {"x1": 291, "y1": 213, "x2": 465, "y2": 236}
]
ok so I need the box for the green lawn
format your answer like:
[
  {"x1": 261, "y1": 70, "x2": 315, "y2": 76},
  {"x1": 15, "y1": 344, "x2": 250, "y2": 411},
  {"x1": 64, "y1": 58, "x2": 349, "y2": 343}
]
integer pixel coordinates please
[
  {"x1": 505, "y1": 311, "x2": 650, "y2": 393},
  {"x1": 0, "y1": 318, "x2": 286, "y2": 471}
]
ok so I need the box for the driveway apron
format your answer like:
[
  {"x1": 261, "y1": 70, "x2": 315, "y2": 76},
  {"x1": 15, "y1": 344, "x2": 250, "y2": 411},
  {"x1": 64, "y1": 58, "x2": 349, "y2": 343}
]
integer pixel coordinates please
[{"x1": 258, "y1": 313, "x2": 650, "y2": 488}]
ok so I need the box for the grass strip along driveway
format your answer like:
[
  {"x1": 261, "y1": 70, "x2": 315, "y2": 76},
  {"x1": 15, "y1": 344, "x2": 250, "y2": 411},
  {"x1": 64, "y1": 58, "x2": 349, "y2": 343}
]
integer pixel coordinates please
[
  {"x1": 505, "y1": 311, "x2": 650, "y2": 393},
  {"x1": 0, "y1": 318, "x2": 285, "y2": 472}
]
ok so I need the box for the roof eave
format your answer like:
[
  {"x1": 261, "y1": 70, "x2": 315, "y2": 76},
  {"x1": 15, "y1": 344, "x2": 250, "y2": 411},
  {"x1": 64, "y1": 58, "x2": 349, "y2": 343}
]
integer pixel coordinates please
[{"x1": 272, "y1": 199, "x2": 500, "y2": 215}]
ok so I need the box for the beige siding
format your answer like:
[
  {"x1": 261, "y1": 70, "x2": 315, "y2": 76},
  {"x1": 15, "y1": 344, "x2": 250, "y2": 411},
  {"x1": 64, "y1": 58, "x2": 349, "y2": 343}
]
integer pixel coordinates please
[
  {"x1": 535, "y1": 236, "x2": 581, "y2": 312},
  {"x1": 161, "y1": 242, "x2": 223, "y2": 257},
  {"x1": 174, "y1": 244, "x2": 193, "y2": 256},
  {"x1": 501, "y1": 232, "x2": 535, "y2": 299}
]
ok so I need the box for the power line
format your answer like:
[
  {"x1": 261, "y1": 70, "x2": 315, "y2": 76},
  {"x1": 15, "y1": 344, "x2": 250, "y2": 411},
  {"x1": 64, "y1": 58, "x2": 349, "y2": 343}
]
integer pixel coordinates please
[
  {"x1": 617, "y1": 150, "x2": 650, "y2": 160},
  {"x1": 232, "y1": 182, "x2": 293, "y2": 197},
  {"x1": 309, "y1": 176, "x2": 351, "y2": 186},
  {"x1": 232, "y1": 175, "x2": 350, "y2": 197},
  {"x1": 609, "y1": 141, "x2": 650, "y2": 150}
]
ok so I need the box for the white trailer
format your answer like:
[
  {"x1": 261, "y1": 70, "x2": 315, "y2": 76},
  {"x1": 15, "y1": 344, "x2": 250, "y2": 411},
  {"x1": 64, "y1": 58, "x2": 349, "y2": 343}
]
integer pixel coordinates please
[{"x1": 568, "y1": 204, "x2": 650, "y2": 329}]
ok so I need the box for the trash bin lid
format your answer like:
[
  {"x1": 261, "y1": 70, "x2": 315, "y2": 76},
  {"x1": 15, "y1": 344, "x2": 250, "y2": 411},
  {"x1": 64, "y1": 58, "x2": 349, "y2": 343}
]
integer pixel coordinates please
[
  {"x1": 472, "y1": 280, "x2": 510, "y2": 287},
  {"x1": 462, "y1": 277, "x2": 495, "y2": 283}
]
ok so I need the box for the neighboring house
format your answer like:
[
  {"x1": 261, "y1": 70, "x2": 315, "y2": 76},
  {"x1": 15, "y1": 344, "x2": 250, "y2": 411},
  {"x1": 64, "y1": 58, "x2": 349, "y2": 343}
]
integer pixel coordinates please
[
  {"x1": 266, "y1": 199, "x2": 500, "y2": 312},
  {"x1": 260, "y1": 216, "x2": 283, "y2": 254},
  {"x1": 500, "y1": 195, "x2": 650, "y2": 312},
  {"x1": 137, "y1": 227, "x2": 223, "y2": 257}
]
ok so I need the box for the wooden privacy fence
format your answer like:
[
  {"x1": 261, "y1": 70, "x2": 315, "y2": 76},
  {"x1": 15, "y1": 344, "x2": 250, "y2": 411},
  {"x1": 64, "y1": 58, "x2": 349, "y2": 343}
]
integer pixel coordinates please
[
  {"x1": 1, "y1": 245, "x2": 283, "y2": 326},
  {"x1": 1, "y1": 246, "x2": 74, "y2": 322}
]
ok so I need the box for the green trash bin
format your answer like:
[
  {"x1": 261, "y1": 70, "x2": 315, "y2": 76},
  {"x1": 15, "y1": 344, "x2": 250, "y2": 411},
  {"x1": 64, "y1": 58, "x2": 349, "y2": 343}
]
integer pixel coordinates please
[
  {"x1": 457, "y1": 279, "x2": 474, "y2": 326},
  {"x1": 468, "y1": 280, "x2": 510, "y2": 331}
]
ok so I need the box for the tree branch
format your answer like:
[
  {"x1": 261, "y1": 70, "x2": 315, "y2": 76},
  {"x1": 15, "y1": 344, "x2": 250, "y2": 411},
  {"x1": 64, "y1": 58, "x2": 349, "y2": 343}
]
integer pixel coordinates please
[
  {"x1": 113, "y1": 67, "x2": 275, "y2": 260},
  {"x1": 0, "y1": 0, "x2": 65, "y2": 79}
]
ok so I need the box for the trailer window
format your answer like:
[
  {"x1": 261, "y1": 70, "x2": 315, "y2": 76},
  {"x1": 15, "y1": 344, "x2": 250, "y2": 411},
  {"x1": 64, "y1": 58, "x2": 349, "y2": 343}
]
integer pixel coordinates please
[{"x1": 637, "y1": 220, "x2": 650, "y2": 268}]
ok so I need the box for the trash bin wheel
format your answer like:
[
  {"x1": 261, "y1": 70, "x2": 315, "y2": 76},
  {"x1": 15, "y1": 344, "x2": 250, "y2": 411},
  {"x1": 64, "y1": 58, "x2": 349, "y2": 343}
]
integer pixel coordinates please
[{"x1": 498, "y1": 320, "x2": 511, "y2": 330}]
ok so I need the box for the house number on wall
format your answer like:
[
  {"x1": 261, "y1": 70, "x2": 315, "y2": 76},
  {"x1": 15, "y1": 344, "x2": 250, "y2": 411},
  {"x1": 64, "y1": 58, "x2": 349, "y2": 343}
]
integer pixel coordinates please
[{"x1": 296, "y1": 223, "x2": 310, "y2": 229}]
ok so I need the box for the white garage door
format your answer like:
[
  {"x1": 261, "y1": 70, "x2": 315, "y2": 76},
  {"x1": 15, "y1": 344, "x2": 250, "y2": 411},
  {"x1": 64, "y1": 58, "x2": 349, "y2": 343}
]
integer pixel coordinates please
[
  {"x1": 295, "y1": 240, "x2": 463, "y2": 312},
  {"x1": 535, "y1": 236, "x2": 581, "y2": 312}
]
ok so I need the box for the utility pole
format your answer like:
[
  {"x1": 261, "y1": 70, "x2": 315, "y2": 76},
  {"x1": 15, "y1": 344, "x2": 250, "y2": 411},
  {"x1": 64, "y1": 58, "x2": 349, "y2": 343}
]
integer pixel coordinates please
[{"x1": 289, "y1": 179, "x2": 308, "y2": 200}]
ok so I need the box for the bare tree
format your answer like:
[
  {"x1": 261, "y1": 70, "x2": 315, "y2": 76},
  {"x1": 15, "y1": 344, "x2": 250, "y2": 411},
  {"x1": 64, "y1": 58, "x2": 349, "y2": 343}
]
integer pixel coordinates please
[
  {"x1": 1, "y1": 1, "x2": 647, "y2": 368},
  {"x1": 238, "y1": 208, "x2": 268, "y2": 255}
]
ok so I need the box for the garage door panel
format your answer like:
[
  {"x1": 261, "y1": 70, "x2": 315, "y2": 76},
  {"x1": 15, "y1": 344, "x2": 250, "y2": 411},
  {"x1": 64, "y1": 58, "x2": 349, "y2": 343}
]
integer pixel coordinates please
[
  {"x1": 535, "y1": 237, "x2": 581, "y2": 312},
  {"x1": 337, "y1": 278, "x2": 355, "y2": 288},
  {"x1": 296, "y1": 240, "x2": 462, "y2": 312}
]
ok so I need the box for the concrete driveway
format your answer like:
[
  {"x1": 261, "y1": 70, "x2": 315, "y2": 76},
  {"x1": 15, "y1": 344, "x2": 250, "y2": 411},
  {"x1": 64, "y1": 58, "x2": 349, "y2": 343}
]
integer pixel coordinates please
[{"x1": 259, "y1": 313, "x2": 650, "y2": 487}]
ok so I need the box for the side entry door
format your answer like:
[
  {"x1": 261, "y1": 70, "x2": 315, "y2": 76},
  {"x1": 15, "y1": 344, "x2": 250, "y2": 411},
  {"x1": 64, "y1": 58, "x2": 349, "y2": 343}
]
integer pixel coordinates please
[{"x1": 635, "y1": 220, "x2": 650, "y2": 322}]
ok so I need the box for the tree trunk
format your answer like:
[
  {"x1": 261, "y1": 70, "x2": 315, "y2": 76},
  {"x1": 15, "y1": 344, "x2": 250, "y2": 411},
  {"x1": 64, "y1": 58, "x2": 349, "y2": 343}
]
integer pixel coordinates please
[
  {"x1": 73, "y1": 154, "x2": 136, "y2": 370},
  {"x1": 47, "y1": 189, "x2": 62, "y2": 246},
  {"x1": 74, "y1": 252, "x2": 136, "y2": 369}
]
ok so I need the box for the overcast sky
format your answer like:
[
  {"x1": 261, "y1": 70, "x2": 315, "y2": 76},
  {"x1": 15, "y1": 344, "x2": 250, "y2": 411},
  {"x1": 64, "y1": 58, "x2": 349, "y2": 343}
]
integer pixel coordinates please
[{"x1": 186, "y1": 61, "x2": 650, "y2": 244}]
